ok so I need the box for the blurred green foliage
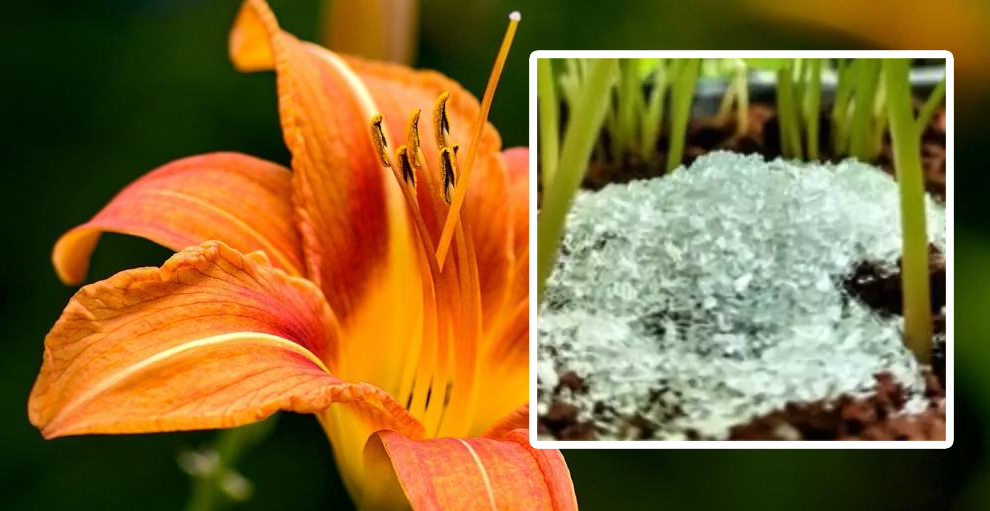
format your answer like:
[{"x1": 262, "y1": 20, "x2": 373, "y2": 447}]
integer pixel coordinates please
[{"x1": 0, "y1": 0, "x2": 982, "y2": 509}]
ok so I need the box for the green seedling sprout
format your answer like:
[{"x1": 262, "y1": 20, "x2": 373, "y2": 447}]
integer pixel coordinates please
[
  {"x1": 666, "y1": 58, "x2": 700, "y2": 172},
  {"x1": 849, "y1": 59, "x2": 881, "y2": 161},
  {"x1": 776, "y1": 64, "x2": 803, "y2": 159},
  {"x1": 615, "y1": 59, "x2": 643, "y2": 161},
  {"x1": 537, "y1": 58, "x2": 618, "y2": 304},
  {"x1": 640, "y1": 59, "x2": 669, "y2": 161},
  {"x1": 883, "y1": 58, "x2": 932, "y2": 364},
  {"x1": 537, "y1": 58, "x2": 559, "y2": 188},
  {"x1": 831, "y1": 59, "x2": 855, "y2": 156},
  {"x1": 802, "y1": 58, "x2": 822, "y2": 160},
  {"x1": 558, "y1": 58, "x2": 586, "y2": 114},
  {"x1": 710, "y1": 59, "x2": 737, "y2": 124},
  {"x1": 598, "y1": 59, "x2": 668, "y2": 165},
  {"x1": 708, "y1": 59, "x2": 749, "y2": 138},
  {"x1": 733, "y1": 61, "x2": 750, "y2": 138},
  {"x1": 916, "y1": 75, "x2": 946, "y2": 136},
  {"x1": 747, "y1": 59, "x2": 801, "y2": 159},
  {"x1": 870, "y1": 68, "x2": 889, "y2": 161},
  {"x1": 560, "y1": 58, "x2": 610, "y2": 165}
]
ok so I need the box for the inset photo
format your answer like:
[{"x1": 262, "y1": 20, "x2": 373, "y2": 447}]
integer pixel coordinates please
[{"x1": 530, "y1": 52, "x2": 951, "y2": 446}]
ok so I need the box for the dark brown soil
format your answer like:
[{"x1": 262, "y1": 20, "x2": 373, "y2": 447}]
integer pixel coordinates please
[
  {"x1": 579, "y1": 102, "x2": 947, "y2": 202},
  {"x1": 539, "y1": 371, "x2": 599, "y2": 440},
  {"x1": 728, "y1": 371, "x2": 945, "y2": 441},
  {"x1": 843, "y1": 244, "x2": 947, "y2": 317}
]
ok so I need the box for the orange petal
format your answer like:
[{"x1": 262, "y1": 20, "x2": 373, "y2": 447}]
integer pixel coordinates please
[
  {"x1": 502, "y1": 147, "x2": 530, "y2": 255},
  {"x1": 482, "y1": 404, "x2": 529, "y2": 439},
  {"x1": 372, "y1": 428, "x2": 577, "y2": 511},
  {"x1": 467, "y1": 148, "x2": 530, "y2": 432},
  {"x1": 28, "y1": 241, "x2": 421, "y2": 439},
  {"x1": 230, "y1": 0, "x2": 417, "y2": 320},
  {"x1": 52, "y1": 152, "x2": 303, "y2": 285},
  {"x1": 471, "y1": 297, "x2": 530, "y2": 435},
  {"x1": 502, "y1": 146, "x2": 530, "y2": 303},
  {"x1": 230, "y1": 3, "x2": 440, "y2": 440}
]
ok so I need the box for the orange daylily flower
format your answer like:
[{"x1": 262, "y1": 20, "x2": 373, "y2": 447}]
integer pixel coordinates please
[{"x1": 28, "y1": 1, "x2": 576, "y2": 509}]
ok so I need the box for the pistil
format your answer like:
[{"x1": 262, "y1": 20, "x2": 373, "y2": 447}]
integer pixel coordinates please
[{"x1": 434, "y1": 12, "x2": 520, "y2": 268}]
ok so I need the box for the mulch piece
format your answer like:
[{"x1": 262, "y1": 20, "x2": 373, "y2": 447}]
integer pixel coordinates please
[{"x1": 539, "y1": 371, "x2": 600, "y2": 440}]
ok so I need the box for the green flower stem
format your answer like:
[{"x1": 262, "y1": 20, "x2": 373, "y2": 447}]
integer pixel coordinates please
[
  {"x1": 884, "y1": 58, "x2": 932, "y2": 364},
  {"x1": 803, "y1": 58, "x2": 822, "y2": 160},
  {"x1": 537, "y1": 58, "x2": 618, "y2": 305},
  {"x1": 916, "y1": 75, "x2": 946, "y2": 136},
  {"x1": 776, "y1": 67, "x2": 802, "y2": 160},
  {"x1": 850, "y1": 59, "x2": 880, "y2": 161},
  {"x1": 666, "y1": 58, "x2": 700, "y2": 172},
  {"x1": 182, "y1": 415, "x2": 279, "y2": 511},
  {"x1": 537, "y1": 58, "x2": 559, "y2": 188}
]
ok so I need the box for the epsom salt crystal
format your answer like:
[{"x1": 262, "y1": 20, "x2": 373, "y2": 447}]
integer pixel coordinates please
[{"x1": 537, "y1": 152, "x2": 946, "y2": 440}]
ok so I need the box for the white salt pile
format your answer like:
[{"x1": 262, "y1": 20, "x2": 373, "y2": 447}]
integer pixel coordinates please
[{"x1": 537, "y1": 151, "x2": 947, "y2": 440}]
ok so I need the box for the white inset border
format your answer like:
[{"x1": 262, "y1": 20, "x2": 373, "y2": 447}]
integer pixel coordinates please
[{"x1": 528, "y1": 50, "x2": 954, "y2": 450}]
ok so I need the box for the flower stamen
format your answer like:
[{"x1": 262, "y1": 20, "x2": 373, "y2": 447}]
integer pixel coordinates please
[
  {"x1": 439, "y1": 147, "x2": 457, "y2": 203},
  {"x1": 433, "y1": 92, "x2": 452, "y2": 150},
  {"x1": 434, "y1": 11, "x2": 520, "y2": 268},
  {"x1": 407, "y1": 109, "x2": 424, "y2": 170},
  {"x1": 370, "y1": 114, "x2": 392, "y2": 168},
  {"x1": 396, "y1": 145, "x2": 416, "y2": 186}
]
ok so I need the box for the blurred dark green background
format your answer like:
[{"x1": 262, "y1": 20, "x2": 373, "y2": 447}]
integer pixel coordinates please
[{"x1": 1, "y1": 0, "x2": 985, "y2": 509}]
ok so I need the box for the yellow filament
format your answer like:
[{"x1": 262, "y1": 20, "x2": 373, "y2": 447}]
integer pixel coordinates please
[{"x1": 435, "y1": 11, "x2": 520, "y2": 268}]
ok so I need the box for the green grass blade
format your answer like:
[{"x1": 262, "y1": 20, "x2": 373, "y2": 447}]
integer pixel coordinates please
[
  {"x1": 537, "y1": 58, "x2": 560, "y2": 188},
  {"x1": 734, "y1": 64, "x2": 749, "y2": 137},
  {"x1": 832, "y1": 59, "x2": 855, "y2": 156},
  {"x1": 537, "y1": 58, "x2": 618, "y2": 304},
  {"x1": 884, "y1": 58, "x2": 932, "y2": 364},
  {"x1": 804, "y1": 58, "x2": 822, "y2": 160},
  {"x1": 916, "y1": 75, "x2": 946, "y2": 136},
  {"x1": 641, "y1": 60, "x2": 668, "y2": 160},
  {"x1": 850, "y1": 59, "x2": 880, "y2": 161},
  {"x1": 777, "y1": 66, "x2": 803, "y2": 160},
  {"x1": 666, "y1": 58, "x2": 700, "y2": 172}
]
